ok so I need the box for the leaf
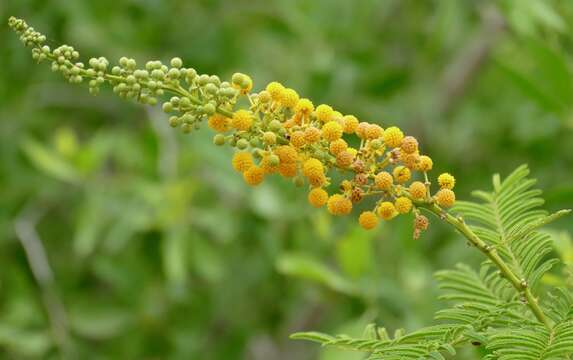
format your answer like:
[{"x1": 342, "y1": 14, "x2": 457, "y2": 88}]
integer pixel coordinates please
[
  {"x1": 21, "y1": 137, "x2": 81, "y2": 184},
  {"x1": 276, "y1": 253, "x2": 358, "y2": 295}
]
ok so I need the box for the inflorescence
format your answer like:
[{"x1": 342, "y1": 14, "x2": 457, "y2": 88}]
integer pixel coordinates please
[{"x1": 9, "y1": 16, "x2": 456, "y2": 236}]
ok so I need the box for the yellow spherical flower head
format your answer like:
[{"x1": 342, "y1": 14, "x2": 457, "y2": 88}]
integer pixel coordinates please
[
  {"x1": 374, "y1": 171, "x2": 393, "y2": 190},
  {"x1": 417, "y1": 155, "x2": 433, "y2": 172},
  {"x1": 383, "y1": 126, "x2": 404, "y2": 148},
  {"x1": 343, "y1": 115, "x2": 359, "y2": 134},
  {"x1": 231, "y1": 110, "x2": 253, "y2": 131},
  {"x1": 304, "y1": 126, "x2": 321, "y2": 144},
  {"x1": 377, "y1": 201, "x2": 397, "y2": 220},
  {"x1": 400, "y1": 151, "x2": 419, "y2": 169},
  {"x1": 321, "y1": 121, "x2": 343, "y2": 142},
  {"x1": 395, "y1": 197, "x2": 412, "y2": 214},
  {"x1": 232, "y1": 152, "x2": 254, "y2": 173},
  {"x1": 329, "y1": 139, "x2": 348, "y2": 155},
  {"x1": 280, "y1": 88, "x2": 299, "y2": 108},
  {"x1": 302, "y1": 158, "x2": 325, "y2": 186},
  {"x1": 243, "y1": 165, "x2": 264, "y2": 186},
  {"x1": 275, "y1": 145, "x2": 298, "y2": 164},
  {"x1": 366, "y1": 124, "x2": 384, "y2": 140},
  {"x1": 393, "y1": 166, "x2": 411, "y2": 184},
  {"x1": 290, "y1": 130, "x2": 306, "y2": 148},
  {"x1": 266, "y1": 81, "x2": 285, "y2": 102},
  {"x1": 278, "y1": 162, "x2": 297, "y2": 178},
  {"x1": 436, "y1": 188, "x2": 456, "y2": 208},
  {"x1": 359, "y1": 211, "x2": 379, "y2": 230},
  {"x1": 315, "y1": 104, "x2": 334, "y2": 123},
  {"x1": 409, "y1": 181, "x2": 427, "y2": 200},
  {"x1": 327, "y1": 194, "x2": 352, "y2": 216},
  {"x1": 207, "y1": 114, "x2": 230, "y2": 133},
  {"x1": 438, "y1": 173, "x2": 455, "y2": 190},
  {"x1": 355, "y1": 122, "x2": 370, "y2": 139},
  {"x1": 400, "y1": 136, "x2": 418, "y2": 154},
  {"x1": 336, "y1": 150, "x2": 355, "y2": 168},
  {"x1": 295, "y1": 98, "x2": 314, "y2": 116},
  {"x1": 308, "y1": 187, "x2": 328, "y2": 208}
]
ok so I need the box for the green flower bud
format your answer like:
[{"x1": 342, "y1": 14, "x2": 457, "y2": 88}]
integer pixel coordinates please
[
  {"x1": 179, "y1": 97, "x2": 191, "y2": 108},
  {"x1": 269, "y1": 120, "x2": 282, "y2": 132},
  {"x1": 181, "y1": 114, "x2": 193, "y2": 124},
  {"x1": 231, "y1": 73, "x2": 245, "y2": 86},
  {"x1": 205, "y1": 83, "x2": 218, "y2": 94},
  {"x1": 170, "y1": 57, "x2": 183, "y2": 68},
  {"x1": 268, "y1": 154, "x2": 280, "y2": 167},
  {"x1": 370, "y1": 139, "x2": 382, "y2": 150},
  {"x1": 203, "y1": 103, "x2": 216, "y2": 115},
  {"x1": 213, "y1": 134, "x2": 226, "y2": 146},
  {"x1": 249, "y1": 138, "x2": 260, "y2": 148},
  {"x1": 197, "y1": 74, "x2": 209, "y2": 86},
  {"x1": 236, "y1": 138, "x2": 249, "y2": 150},
  {"x1": 162, "y1": 102, "x2": 173, "y2": 113},
  {"x1": 263, "y1": 132, "x2": 276, "y2": 145},
  {"x1": 258, "y1": 90, "x2": 271, "y2": 103},
  {"x1": 209, "y1": 75, "x2": 221, "y2": 86},
  {"x1": 181, "y1": 124, "x2": 192, "y2": 133},
  {"x1": 168, "y1": 116, "x2": 180, "y2": 128}
]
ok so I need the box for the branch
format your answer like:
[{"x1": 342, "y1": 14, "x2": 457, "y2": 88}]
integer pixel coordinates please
[{"x1": 14, "y1": 204, "x2": 72, "y2": 356}]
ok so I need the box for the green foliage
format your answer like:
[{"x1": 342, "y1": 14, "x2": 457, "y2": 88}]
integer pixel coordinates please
[{"x1": 293, "y1": 166, "x2": 573, "y2": 359}]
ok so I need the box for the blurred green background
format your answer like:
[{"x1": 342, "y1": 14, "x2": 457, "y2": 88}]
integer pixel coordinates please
[{"x1": 1, "y1": 0, "x2": 572, "y2": 359}]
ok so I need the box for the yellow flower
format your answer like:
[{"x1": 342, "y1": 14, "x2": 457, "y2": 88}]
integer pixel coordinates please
[
  {"x1": 355, "y1": 122, "x2": 370, "y2": 139},
  {"x1": 374, "y1": 171, "x2": 393, "y2": 190},
  {"x1": 275, "y1": 145, "x2": 298, "y2": 164},
  {"x1": 417, "y1": 155, "x2": 433, "y2": 172},
  {"x1": 336, "y1": 150, "x2": 354, "y2": 168},
  {"x1": 365, "y1": 124, "x2": 384, "y2": 140},
  {"x1": 207, "y1": 114, "x2": 230, "y2": 133},
  {"x1": 395, "y1": 197, "x2": 412, "y2": 214},
  {"x1": 304, "y1": 126, "x2": 321, "y2": 144},
  {"x1": 278, "y1": 162, "x2": 297, "y2": 178},
  {"x1": 308, "y1": 188, "x2": 328, "y2": 208},
  {"x1": 231, "y1": 110, "x2": 253, "y2": 131},
  {"x1": 302, "y1": 158, "x2": 324, "y2": 182},
  {"x1": 393, "y1": 166, "x2": 411, "y2": 183},
  {"x1": 377, "y1": 202, "x2": 396, "y2": 220},
  {"x1": 383, "y1": 126, "x2": 404, "y2": 148},
  {"x1": 321, "y1": 121, "x2": 343, "y2": 142},
  {"x1": 409, "y1": 181, "x2": 427, "y2": 200},
  {"x1": 342, "y1": 115, "x2": 359, "y2": 134},
  {"x1": 327, "y1": 194, "x2": 352, "y2": 216},
  {"x1": 266, "y1": 81, "x2": 285, "y2": 102},
  {"x1": 295, "y1": 98, "x2": 314, "y2": 115},
  {"x1": 401, "y1": 136, "x2": 418, "y2": 154},
  {"x1": 243, "y1": 165, "x2": 264, "y2": 186},
  {"x1": 315, "y1": 104, "x2": 334, "y2": 123},
  {"x1": 400, "y1": 152, "x2": 419, "y2": 169},
  {"x1": 232, "y1": 152, "x2": 254, "y2": 173},
  {"x1": 359, "y1": 211, "x2": 379, "y2": 230},
  {"x1": 290, "y1": 130, "x2": 306, "y2": 148},
  {"x1": 329, "y1": 139, "x2": 348, "y2": 155},
  {"x1": 438, "y1": 173, "x2": 455, "y2": 190},
  {"x1": 280, "y1": 88, "x2": 299, "y2": 108},
  {"x1": 436, "y1": 188, "x2": 456, "y2": 207}
]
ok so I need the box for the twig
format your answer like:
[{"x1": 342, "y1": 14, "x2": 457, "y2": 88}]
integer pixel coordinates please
[{"x1": 14, "y1": 203, "x2": 72, "y2": 357}]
